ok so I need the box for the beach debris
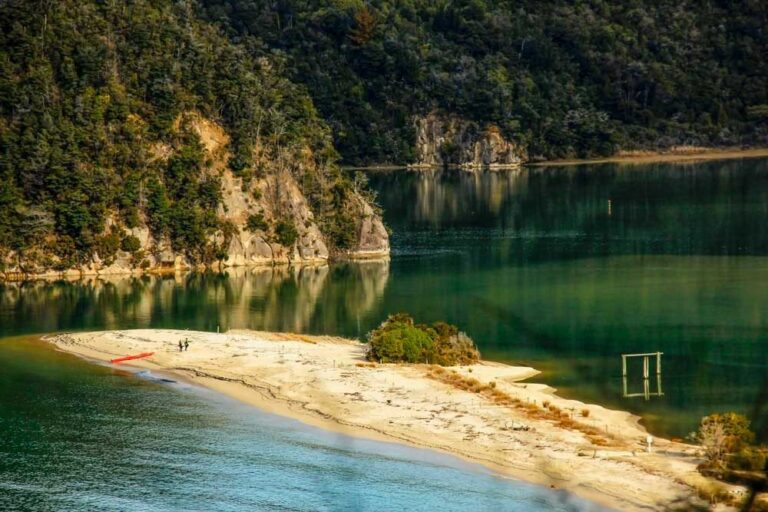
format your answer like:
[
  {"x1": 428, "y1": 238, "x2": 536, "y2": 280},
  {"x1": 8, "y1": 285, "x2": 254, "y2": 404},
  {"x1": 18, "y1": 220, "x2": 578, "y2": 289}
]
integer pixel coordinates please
[
  {"x1": 110, "y1": 352, "x2": 154, "y2": 364},
  {"x1": 504, "y1": 421, "x2": 531, "y2": 431}
]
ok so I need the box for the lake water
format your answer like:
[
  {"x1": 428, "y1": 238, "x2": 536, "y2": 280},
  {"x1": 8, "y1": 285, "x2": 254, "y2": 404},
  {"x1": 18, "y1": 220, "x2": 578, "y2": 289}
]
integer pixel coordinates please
[{"x1": 2, "y1": 158, "x2": 768, "y2": 507}]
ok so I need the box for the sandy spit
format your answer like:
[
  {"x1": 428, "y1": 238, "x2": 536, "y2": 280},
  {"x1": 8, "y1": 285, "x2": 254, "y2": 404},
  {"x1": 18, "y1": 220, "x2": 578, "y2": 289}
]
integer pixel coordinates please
[
  {"x1": 529, "y1": 148, "x2": 768, "y2": 167},
  {"x1": 45, "y1": 329, "x2": 734, "y2": 511}
]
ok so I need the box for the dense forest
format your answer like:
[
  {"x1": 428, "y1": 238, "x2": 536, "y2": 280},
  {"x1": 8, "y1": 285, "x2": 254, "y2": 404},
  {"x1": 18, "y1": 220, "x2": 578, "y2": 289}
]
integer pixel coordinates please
[
  {"x1": 0, "y1": 0, "x2": 378, "y2": 271},
  {"x1": 2, "y1": 0, "x2": 766, "y2": 270},
  {"x1": 202, "y1": 0, "x2": 768, "y2": 164}
]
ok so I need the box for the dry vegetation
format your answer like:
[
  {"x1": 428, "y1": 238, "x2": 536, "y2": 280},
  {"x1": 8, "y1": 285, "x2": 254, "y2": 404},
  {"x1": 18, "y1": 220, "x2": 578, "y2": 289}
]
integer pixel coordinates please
[{"x1": 424, "y1": 366, "x2": 615, "y2": 447}]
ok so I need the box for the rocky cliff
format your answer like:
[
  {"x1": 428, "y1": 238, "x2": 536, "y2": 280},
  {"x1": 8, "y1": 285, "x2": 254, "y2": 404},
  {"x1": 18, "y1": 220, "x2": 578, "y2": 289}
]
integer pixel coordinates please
[
  {"x1": 411, "y1": 112, "x2": 527, "y2": 170},
  {"x1": 0, "y1": 1, "x2": 390, "y2": 282},
  {"x1": 1, "y1": 115, "x2": 388, "y2": 280}
]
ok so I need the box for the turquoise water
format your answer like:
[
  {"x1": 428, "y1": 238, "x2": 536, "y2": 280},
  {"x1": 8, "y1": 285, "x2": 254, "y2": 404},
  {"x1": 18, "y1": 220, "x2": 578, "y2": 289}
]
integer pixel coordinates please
[{"x1": 0, "y1": 338, "x2": 603, "y2": 511}]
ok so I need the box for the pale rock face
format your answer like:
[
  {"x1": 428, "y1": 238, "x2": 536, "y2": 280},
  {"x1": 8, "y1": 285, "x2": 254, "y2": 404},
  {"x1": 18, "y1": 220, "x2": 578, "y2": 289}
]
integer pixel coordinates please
[
  {"x1": 349, "y1": 193, "x2": 390, "y2": 258},
  {"x1": 217, "y1": 169, "x2": 330, "y2": 266},
  {"x1": 1, "y1": 114, "x2": 389, "y2": 280},
  {"x1": 412, "y1": 112, "x2": 527, "y2": 169},
  {"x1": 130, "y1": 226, "x2": 152, "y2": 248},
  {"x1": 225, "y1": 234, "x2": 273, "y2": 267}
]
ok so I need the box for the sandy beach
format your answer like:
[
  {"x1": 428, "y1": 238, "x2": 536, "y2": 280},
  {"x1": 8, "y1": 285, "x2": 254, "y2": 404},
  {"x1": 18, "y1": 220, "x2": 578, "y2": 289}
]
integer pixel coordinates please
[
  {"x1": 530, "y1": 148, "x2": 768, "y2": 167},
  {"x1": 45, "y1": 329, "x2": 738, "y2": 511}
]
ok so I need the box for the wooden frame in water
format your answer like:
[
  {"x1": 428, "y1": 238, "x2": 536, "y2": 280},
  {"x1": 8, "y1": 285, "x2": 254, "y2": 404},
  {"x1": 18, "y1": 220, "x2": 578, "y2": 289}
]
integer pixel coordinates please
[{"x1": 621, "y1": 352, "x2": 664, "y2": 400}]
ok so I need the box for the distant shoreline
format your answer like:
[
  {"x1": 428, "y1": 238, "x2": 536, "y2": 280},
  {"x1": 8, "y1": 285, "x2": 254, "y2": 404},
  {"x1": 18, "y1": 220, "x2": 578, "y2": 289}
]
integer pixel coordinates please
[
  {"x1": 530, "y1": 147, "x2": 768, "y2": 167},
  {"x1": 345, "y1": 147, "x2": 768, "y2": 171},
  {"x1": 46, "y1": 329, "x2": 733, "y2": 511}
]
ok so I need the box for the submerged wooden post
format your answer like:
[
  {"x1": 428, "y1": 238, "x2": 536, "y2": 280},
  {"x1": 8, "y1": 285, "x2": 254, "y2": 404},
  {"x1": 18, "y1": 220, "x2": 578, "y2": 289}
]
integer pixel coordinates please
[
  {"x1": 643, "y1": 356, "x2": 649, "y2": 379},
  {"x1": 656, "y1": 352, "x2": 662, "y2": 375},
  {"x1": 622, "y1": 354, "x2": 627, "y2": 377}
]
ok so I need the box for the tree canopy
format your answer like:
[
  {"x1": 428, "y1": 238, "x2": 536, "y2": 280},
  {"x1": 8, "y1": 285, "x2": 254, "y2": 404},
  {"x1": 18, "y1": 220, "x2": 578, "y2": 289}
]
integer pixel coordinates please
[
  {"x1": 0, "y1": 0, "x2": 365, "y2": 267},
  {"x1": 202, "y1": 0, "x2": 768, "y2": 164}
]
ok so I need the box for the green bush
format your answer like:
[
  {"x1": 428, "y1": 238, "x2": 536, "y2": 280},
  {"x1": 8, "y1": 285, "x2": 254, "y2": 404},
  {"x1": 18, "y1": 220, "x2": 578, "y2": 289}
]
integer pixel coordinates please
[
  {"x1": 246, "y1": 213, "x2": 269, "y2": 232},
  {"x1": 121, "y1": 235, "x2": 141, "y2": 253},
  {"x1": 730, "y1": 447, "x2": 767, "y2": 471},
  {"x1": 274, "y1": 219, "x2": 299, "y2": 247},
  {"x1": 323, "y1": 209, "x2": 358, "y2": 250},
  {"x1": 367, "y1": 314, "x2": 479, "y2": 365},
  {"x1": 694, "y1": 412, "x2": 757, "y2": 469},
  {"x1": 95, "y1": 229, "x2": 121, "y2": 262},
  {"x1": 371, "y1": 325, "x2": 433, "y2": 363}
]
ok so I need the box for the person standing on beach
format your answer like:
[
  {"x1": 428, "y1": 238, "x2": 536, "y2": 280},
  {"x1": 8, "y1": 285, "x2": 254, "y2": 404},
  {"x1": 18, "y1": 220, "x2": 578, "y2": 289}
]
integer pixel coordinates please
[
  {"x1": 178, "y1": 340, "x2": 183, "y2": 352},
  {"x1": 184, "y1": 339, "x2": 189, "y2": 351}
]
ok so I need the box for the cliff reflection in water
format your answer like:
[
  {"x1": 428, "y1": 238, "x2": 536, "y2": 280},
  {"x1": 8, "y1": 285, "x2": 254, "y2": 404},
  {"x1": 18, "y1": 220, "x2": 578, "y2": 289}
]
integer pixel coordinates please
[
  {"x1": 372, "y1": 159, "x2": 768, "y2": 261},
  {"x1": 0, "y1": 261, "x2": 389, "y2": 339}
]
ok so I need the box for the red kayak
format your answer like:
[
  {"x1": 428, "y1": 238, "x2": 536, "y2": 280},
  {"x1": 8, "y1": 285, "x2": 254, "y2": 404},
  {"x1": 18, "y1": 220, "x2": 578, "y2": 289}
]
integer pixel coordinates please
[{"x1": 110, "y1": 352, "x2": 154, "y2": 364}]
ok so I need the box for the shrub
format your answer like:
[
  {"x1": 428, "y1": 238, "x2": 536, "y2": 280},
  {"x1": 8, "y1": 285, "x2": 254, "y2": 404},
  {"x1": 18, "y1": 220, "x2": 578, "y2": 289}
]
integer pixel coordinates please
[
  {"x1": 323, "y1": 209, "x2": 358, "y2": 250},
  {"x1": 121, "y1": 235, "x2": 141, "y2": 253},
  {"x1": 730, "y1": 447, "x2": 767, "y2": 471},
  {"x1": 246, "y1": 213, "x2": 269, "y2": 232},
  {"x1": 367, "y1": 313, "x2": 479, "y2": 366},
  {"x1": 429, "y1": 321, "x2": 480, "y2": 366},
  {"x1": 95, "y1": 228, "x2": 121, "y2": 263},
  {"x1": 367, "y1": 314, "x2": 434, "y2": 363},
  {"x1": 275, "y1": 219, "x2": 299, "y2": 247},
  {"x1": 693, "y1": 412, "x2": 756, "y2": 469}
]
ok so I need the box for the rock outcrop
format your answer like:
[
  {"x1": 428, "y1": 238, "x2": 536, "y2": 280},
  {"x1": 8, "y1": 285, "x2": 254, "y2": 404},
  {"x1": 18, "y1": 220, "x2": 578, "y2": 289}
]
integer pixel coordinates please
[
  {"x1": 1, "y1": 115, "x2": 388, "y2": 281},
  {"x1": 346, "y1": 194, "x2": 390, "y2": 259},
  {"x1": 411, "y1": 112, "x2": 527, "y2": 170}
]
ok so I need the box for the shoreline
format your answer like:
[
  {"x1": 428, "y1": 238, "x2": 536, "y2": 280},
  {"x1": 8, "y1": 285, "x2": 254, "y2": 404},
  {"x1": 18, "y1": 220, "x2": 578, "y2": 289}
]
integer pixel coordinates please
[
  {"x1": 530, "y1": 147, "x2": 768, "y2": 167},
  {"x1": 44, "y1": 329, "x2": 738, "y2": 511},
  {"x1": 344, "y1": 147, "x2": 768, "y2": 171},
  {"x1": 0, "y1": 253, "x2": 389, "y2": 283}
]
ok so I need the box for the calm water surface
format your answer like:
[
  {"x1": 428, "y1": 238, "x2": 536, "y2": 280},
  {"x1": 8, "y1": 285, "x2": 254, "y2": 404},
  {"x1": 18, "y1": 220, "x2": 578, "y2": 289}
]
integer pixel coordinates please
[{"x1": 2, "y1": 159, "x2": 768, "y2": 444}]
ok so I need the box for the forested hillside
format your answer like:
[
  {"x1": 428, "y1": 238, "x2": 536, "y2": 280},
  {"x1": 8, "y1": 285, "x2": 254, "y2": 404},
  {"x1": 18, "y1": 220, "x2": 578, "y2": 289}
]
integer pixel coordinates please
[
  {"x1": 202, "y1": 0, "x2": 768, "y2": 164},
  {"x1": 0, "y1": 0, "x2": 387, "y2": 276}
]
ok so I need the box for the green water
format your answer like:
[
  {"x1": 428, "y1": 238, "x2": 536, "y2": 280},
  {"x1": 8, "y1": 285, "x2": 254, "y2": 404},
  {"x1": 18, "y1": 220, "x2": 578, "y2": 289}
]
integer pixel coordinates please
[{"x1": 3, "y1": 158, "x2": 768, "y2": 441}]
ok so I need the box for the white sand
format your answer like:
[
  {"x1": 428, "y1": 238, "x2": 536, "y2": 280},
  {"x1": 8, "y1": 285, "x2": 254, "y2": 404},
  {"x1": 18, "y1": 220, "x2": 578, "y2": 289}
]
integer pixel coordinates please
[
  {"x1": 532, "y1": 147, "x2": 768, "y2": 167},
  {"x1": 46, "y1": 329, "x2": 735, "y2": 511}
]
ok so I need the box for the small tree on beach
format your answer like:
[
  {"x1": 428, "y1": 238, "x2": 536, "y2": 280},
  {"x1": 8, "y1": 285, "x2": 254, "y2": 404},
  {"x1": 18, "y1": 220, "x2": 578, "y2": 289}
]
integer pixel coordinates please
[{"x1": 693, "y1": 412, "x2": 755, "y2": 469}]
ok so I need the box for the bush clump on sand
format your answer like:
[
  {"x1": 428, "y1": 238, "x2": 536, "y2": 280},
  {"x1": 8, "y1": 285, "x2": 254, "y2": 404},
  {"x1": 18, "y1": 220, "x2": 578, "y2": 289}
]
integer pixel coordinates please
[
  {"x1": 692, "y1": 412, "x2": 760, "y2": 471},
  {"x1": 366, "y1": 313, "x2": 480, "y2": 365}
]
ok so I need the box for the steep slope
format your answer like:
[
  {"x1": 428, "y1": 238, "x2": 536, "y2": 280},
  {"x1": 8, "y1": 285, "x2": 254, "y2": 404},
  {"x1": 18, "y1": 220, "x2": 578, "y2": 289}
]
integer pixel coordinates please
[
  {"x1": 203, "y1": 0, "x2": 768, "y2": 165},
  {"x1": 0, "y1": 0, "x2": 387, "y2": 279}
]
